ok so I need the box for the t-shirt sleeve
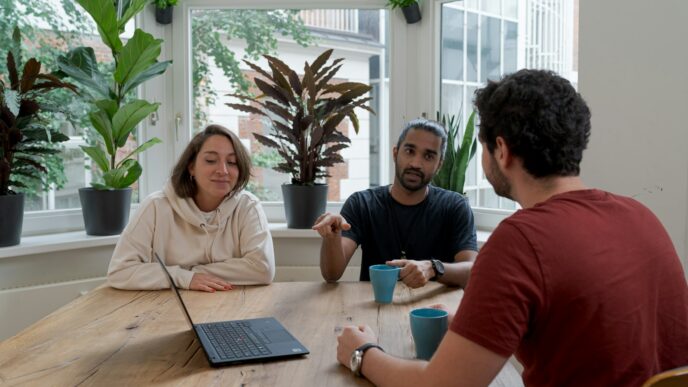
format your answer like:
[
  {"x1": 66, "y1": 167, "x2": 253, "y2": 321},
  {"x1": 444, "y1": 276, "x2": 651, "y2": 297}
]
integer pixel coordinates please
[
  {"x1": 449, "y1": 196, "x2": 478, "y2": 253},
  {"x1": 450, "y1": 220, "x2": 545, "y2": 357},
  {"x1": 340, "y1": 194, "x2": 363, "y2": 245}
]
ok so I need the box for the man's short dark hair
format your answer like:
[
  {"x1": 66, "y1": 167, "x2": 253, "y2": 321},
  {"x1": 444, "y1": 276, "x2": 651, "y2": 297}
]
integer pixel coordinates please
[
  {"x1": 396, "y1": 118, "x2": 448, "y2": 159},
  {"x1": 474, "y1": 69, "x2": 591, "y2": 177}
]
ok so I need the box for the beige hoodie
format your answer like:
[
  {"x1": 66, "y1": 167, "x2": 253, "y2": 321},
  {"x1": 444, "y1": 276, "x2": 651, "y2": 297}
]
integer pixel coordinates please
[{"x1": 107, "y1": 182, "x2": 275, "y2": 289}]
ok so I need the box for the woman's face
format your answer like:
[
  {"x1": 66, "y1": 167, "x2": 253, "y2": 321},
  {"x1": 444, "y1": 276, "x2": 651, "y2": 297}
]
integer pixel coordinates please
[{"x1": 188, "y1": 135, "x2": 239, "y2": 210}]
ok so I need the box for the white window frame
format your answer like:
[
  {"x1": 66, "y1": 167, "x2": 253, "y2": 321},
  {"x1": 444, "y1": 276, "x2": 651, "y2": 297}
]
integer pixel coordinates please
[{"x1": 21, "y1": 0, "x2": 512, "y2": 236}]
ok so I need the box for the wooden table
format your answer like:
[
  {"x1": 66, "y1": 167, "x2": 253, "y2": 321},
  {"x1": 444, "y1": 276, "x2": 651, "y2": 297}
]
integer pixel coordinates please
[{"x1": 0, "y1": 282, "x2": 522, "y2": 386}]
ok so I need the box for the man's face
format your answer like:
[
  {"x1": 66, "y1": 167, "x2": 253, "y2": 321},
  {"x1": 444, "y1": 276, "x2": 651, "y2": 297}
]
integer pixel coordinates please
[
  {"x1": 481, "y1": 141, "x2": 513, "y2": 199},
  {"x1": 393, "y1": 128, "x2": 443, "y2": 192}
]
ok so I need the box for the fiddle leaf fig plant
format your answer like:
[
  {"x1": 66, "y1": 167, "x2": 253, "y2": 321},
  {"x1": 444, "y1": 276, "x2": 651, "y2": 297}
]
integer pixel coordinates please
[
  {"x1": 226, "y1": 49, "x2": 375, "y2": 185},
  {"x1": 432, "y1": 110, "x2": 477, "y2": 195},
  {"x1": 0, "y1": 27, "x2": 77, "y2": 196},
  {"x1": 56, "y1": 0, "x2": 171, "y2": 189}
]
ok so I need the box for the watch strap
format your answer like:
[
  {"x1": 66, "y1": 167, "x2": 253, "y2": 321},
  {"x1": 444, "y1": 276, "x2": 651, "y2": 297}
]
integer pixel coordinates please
[
  {"x1": 430, "y1": 259, "x2": 445, "y2": 280},
  {"x1": 353, "y1": 343, "x2": 384, "y2": 376}
]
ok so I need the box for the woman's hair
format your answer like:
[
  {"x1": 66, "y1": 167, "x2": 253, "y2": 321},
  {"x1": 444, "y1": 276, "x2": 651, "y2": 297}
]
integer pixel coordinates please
[{"x1": 170, "y1": 124, "x2": 252, "y2": 199}]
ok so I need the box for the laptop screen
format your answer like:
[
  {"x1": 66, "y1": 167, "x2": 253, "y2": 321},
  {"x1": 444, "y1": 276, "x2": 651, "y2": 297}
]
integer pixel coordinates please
[{"x1": 154, "y1": 253, "x2": 196, "y2": 330}]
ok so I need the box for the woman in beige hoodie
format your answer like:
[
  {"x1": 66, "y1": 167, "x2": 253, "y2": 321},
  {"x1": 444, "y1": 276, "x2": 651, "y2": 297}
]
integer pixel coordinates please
[{"x1": 107, "y1": 125, "x2": 275, "y2": 292}]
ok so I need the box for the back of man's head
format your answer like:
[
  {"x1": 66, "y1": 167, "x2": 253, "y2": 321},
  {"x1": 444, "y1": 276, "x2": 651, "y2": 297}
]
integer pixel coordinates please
[
  {"x1": 396, "y1": 118, "x2": 448, "y2": 159},
  {"x1": 475, "y1": 69, "x2": 591, "y2": 178}
]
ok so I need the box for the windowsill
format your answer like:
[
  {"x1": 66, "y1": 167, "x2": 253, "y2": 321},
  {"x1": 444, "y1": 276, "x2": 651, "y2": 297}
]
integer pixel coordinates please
[{"x1": 0, "y1": 225, "x2": 491, "y2": 259}]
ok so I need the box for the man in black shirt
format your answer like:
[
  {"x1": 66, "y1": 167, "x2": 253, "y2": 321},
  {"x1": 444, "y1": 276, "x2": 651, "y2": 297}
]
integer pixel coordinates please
[{"x1": 312, "y1": 119, "x2": 478, "y2": 288}]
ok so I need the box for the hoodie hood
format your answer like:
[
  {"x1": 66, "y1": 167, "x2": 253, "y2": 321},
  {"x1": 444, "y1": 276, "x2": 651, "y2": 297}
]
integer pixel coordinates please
[{"x1": 163, "y1": 181, "x2": 240, "y2": 232}]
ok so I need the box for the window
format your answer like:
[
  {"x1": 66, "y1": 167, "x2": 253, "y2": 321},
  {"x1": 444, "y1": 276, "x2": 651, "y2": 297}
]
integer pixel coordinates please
[
  {"x1": 186, "y1": 7, "x2": 390, "y2": 203},
  {"x1": 439, "y1": 0, "x2": 578, "y2": 211},
  {"x1": 9, "y1": 0, "x2": 140, "y2": 235}
]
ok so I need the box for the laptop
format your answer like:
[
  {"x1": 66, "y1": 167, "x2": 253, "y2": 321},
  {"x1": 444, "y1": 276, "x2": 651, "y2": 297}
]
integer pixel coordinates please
[{"x1": 154, "y1": 253, "x2": 309, "y2": 367}]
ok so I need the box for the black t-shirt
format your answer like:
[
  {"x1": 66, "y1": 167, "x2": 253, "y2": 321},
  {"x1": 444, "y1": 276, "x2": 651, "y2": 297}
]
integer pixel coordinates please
[{"x1": 341, "y1": 185, "x2": 477, "y2": 281}]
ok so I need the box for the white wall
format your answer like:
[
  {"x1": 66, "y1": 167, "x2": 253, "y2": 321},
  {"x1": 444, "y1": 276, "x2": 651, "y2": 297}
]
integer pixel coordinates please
[{"x1": 578, "y1": 0, "x2": 688, "y2": 273}]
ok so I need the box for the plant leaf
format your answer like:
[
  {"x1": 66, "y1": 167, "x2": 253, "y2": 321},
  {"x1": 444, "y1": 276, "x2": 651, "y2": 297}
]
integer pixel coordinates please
[
  {"x1": 118, "y1": 137, "x2": 162, "y2": 167},
  {"x1": 56, "y1": 47, "x2": 109, "y2": 98},
  {"x1": 119, "y1": 0, "x2": 148, "y2": 31},
  {"x1": 19, "y1": 58, "x2": 41, "y2": 93},
  {"x1": 120, "y1": 60, "x2": 171, "y2": 96},
  {"x1": 254, "y1": 77, "x2": 290, "y2": 106},
  {"x1": 114, "y1": 29, "x2": 163, "y2": 86},
  {"x1": 225, "y1": 103, "x2": 267, "y2": 117},
  {"x1": 112, "y1": 100, "x2": 160, "y2": 147},
  {"x1": 4, "y1": 89, "x2": 20, "y2": 116},
  {"x1": 103, "y1": 158, "x2": 141, "y2": 188},
  {"x1": 81, "y1": 145, "x2": 110, "y2": 173},
  {"x1": 310, "y1": 49, "x2": 333, "y2": 75},
  {"x1": 89, "y1": 109, "x2": 115, "y2": 156},
  {"x1": 253, "y1": 133, "x2": 281, "y2": 150},
  {"x1": 75, "y1": 0, "x2": 123, "y2": 52}
]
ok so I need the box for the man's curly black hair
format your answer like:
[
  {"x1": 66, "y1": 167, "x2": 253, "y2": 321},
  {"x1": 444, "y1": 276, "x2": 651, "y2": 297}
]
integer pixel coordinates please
[{"x1": 474, "y1": 69, "x2": 591, "y2": 178}]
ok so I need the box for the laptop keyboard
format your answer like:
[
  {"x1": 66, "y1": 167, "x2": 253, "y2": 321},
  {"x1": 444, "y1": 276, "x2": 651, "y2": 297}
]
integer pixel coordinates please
[{"x1": 202, "y1": 321, "x2": 272, "y2": 359}]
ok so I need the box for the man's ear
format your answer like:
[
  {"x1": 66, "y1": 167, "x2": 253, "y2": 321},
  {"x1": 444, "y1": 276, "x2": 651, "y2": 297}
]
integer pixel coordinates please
[
  {"x1": 392, "y1": 145, "x2": 398, "y2": 160},
  {"x1": 494, "y1": 137, "x2": 512, "y2": 169}
]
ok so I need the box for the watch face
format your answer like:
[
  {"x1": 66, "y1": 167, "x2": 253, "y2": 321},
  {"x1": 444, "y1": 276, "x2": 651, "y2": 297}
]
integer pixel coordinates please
[{"x1": 350, "y1": 350, "x2": 360, "y2": 373}]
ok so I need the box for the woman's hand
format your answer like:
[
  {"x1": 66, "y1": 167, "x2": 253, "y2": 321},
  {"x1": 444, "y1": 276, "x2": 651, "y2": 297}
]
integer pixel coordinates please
[{"x1": 189, "y1": 273, "x2": 233, "y2": 292}]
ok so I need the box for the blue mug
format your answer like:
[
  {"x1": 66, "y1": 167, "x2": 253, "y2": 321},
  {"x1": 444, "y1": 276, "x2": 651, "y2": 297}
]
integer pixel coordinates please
[
  {"x1": 410, "y1": 308, "x2": 449, "y2": 360},
  {"x1": 369, "y1": 264, "x2": 400, "y2": 304}
]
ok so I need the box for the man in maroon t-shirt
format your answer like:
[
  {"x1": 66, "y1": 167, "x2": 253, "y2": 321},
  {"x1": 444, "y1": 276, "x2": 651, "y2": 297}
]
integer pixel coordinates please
[{"x1": 335, "y1": 69, "x2": 688, "y2": 386}]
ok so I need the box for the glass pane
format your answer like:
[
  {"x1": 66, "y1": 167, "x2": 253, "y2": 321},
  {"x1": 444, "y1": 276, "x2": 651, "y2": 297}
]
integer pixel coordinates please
[
  {"x1": 504, "y1": 21, "x2": 518, "y2": 74},
  {"x1": 441, "y1": 83, "x2": 463, "y2": 116},
  {"x1": 503, "y1": 0, "x2": 518, "y2": 19},
  {"x1": 466, "y1": 189, "x2": 477, "y2": 206},
  {"x1": 481, "y1": 16, "x2": 501, "y2": 82},
  {"x1": 441, "y1": 6, "x2": 464, "y2": 81},
  {"x1": 191, "y1": 9, "x2": 389, "y2": 202},
  {"x1": 466, "y1": 0, "x2": 479, "y2": 11},
  {"x1": 481, "y1": 0, "x2": 501, "y2": 15},
  {"x1": 467, "y1": 12, "x2": 479, "y2": 82},
  {"x1": 4, "y1": 1, "x2": 140, "y2": 212},
  {"x1": 480, "y1": 188, "x2": 499, "y2": 208}
]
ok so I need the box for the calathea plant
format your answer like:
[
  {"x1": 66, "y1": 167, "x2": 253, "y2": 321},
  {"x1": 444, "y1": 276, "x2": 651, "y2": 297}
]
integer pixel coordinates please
[
  {"x1": 226, "y1": 49, "x2": 374, "y2": 185},
  {"x1": 432, "y1": 110, "x2": 477, "y2": 195},
  {"x1": 0, "y1": 27, "x2": 77, "y2": 196},
  {"x1": 56, "y1": 0, "x2": 171, "y2": 190}
]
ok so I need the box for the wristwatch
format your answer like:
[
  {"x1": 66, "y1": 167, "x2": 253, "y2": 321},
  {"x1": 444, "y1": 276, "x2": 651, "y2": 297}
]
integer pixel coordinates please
[
  {"x1": 430, "y1": 259, "x2": 445, "y2": 280},
  {"x1": 350, "y1": 343, "x2": 384, "y2": 377}
]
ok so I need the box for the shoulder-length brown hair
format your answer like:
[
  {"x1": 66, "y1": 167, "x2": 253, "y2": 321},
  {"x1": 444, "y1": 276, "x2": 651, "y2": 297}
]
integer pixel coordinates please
[{"x1": 170, "y1": 125, "x2": 252, "y2": 199}]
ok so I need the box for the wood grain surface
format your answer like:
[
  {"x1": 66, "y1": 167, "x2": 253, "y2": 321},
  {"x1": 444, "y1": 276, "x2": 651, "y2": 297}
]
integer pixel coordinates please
[{"x1": 0, "y1": 282, "x2": 522, "y2": 386}]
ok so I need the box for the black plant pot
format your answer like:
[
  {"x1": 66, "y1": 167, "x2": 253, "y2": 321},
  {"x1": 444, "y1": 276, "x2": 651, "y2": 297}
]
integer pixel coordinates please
[
  {"x1": 282, "y1": 184, "x2": 328, "y2": 229},
  {"x1": 401, "y1": 3, "x2": 422, "y2": 24},
  {"x1": 79, "y1": 187, "x2": 132, "y2": 236},
  {"x1": 155, "y1": 6, "x2": 173, "y2": 25},
  {"x1": 0, "y1": 193, "x2": 24, "y2": 247}
]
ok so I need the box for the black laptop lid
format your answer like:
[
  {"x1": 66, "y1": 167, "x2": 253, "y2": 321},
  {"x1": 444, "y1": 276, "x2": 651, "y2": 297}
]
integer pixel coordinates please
[{"x1": 154, "y1": 253, "x2": 196, "y2": 330}]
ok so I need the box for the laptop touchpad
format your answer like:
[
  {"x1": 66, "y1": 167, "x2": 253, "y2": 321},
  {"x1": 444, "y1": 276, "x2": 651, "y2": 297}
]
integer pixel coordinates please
[{"x1": 263, "y1": 330, "x2": 293, "y2": 343}]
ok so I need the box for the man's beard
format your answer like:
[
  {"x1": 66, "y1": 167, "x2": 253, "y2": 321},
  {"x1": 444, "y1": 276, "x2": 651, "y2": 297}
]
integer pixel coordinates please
[
  {"x1": 395, "y1": 164, "x2": 433, "y2": 192},
  {"x1": 486, "y1": 157, "x2": 513, "y2": 200}
]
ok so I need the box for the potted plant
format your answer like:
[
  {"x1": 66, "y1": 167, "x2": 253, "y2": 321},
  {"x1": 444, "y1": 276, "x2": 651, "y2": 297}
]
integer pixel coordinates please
[
  {"x1": 226, "y1": 49, "x2": 374, "y2": 228},
  {"x1": 154, "y1": 0, "x2": 178, "y2": 25},
  {"x1": 0, "y1": 28, "x2": 77, "y2": 247},
  {"x1": 387, "y1": 0, "x2": 422, "y2": 24},
  {"x1": 56, "y1": 0, "x2": 171, "y2": 235},
  {"x1": 432, "y1": 111, "x2": 477, "y2": 195}
]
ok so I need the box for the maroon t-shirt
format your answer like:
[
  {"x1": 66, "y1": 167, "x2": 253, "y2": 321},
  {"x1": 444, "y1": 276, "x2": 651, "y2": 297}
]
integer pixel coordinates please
[{"x1": 452, "y1": 189, "x2": 688, "y2": 386}]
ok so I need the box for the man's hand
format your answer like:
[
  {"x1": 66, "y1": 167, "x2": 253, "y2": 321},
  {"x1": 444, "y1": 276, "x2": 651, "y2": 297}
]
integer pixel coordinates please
[
  {"x1": 312, "y1": 212, "x2": 351, "y2": 238},
  {"x1": 189, "y1": 273, "x2": 233, "y2": 292},
  {"x1": 386, "y1": 259, "x2": 434, "y2": 289},
  {"x1": 336, "y1": 325, "x2": 377, "y2": 370}
]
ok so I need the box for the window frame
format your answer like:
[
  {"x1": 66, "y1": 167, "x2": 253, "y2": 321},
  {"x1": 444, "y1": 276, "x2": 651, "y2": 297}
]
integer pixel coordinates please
[{"x1": 21, "y1": 0, "x2": 513, "y2": 237}]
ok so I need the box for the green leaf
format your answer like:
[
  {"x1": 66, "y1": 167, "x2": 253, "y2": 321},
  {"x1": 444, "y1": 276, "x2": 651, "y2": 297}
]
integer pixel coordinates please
[
  {"x1": 89, "y1": 109, "x2": 115, "y2": 156},
  {"x1": 81, "y1": 145, "x2": 110, "y2": 173},
  {"x1": 451, "y1": 111, "x2": 477, "y2": 194},
  {"x1": 119, "y1": 0, "x2": 148, "y2": 32},
  {"x1": 75, "y1": 0, "x2": 122, "y2": 52},
  {"x1": 56, "y1": 47, "x2": 109, "y2": 98},
  {"x1": 114, "y1": 29, "x2": 163, "y2": 86},
  {"x1": 95, "y1": 99, "x2": 119, "y2": 120},
  {"x1": 4, "y1": 89, "x2": 20, "y2": 116},
  {"x1": 112, "y1": 100, "x2": 160, "y2": 147},
  {"x1": 120, "y1": 60, "x2": 172, "y2": 97},
  {"x1": 21, "y1": 127, "x2": 69, "y2": 143},
  {"x1": 118, "y1": 137, "x2": 162, "y2": 167},
  {"x1": 103, "y1": 159, "x2": 141, "y2": 188}
]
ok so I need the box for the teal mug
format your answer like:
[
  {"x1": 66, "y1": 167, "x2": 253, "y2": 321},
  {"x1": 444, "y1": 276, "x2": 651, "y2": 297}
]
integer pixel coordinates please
[
  {"x1": 369, "y1": 264, "x2": 400, "y2": 304},
  {"x1": 410, "y1": 308, "x2": 449, "y2": 360}
]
